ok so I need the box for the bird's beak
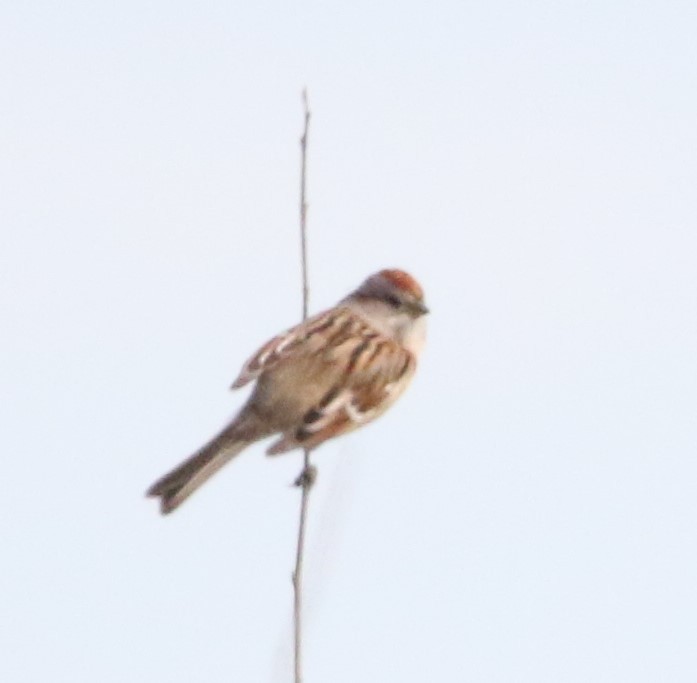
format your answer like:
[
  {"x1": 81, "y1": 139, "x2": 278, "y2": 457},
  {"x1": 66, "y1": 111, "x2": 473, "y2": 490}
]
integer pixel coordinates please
[{"x1": 411, "y1": 300, "x2": 429, "y2": 316}]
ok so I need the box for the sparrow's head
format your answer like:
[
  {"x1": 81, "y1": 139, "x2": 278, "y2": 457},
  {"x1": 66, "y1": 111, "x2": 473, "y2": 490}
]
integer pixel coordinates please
[{"x1": 345, "y1": 269, "x2": 428, "y2": 352}]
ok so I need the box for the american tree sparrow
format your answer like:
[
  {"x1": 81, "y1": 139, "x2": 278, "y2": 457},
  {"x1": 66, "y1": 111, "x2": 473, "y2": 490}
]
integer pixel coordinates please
[{"x1": 147, "y1": 269, "x2": 428, "y2": 514}]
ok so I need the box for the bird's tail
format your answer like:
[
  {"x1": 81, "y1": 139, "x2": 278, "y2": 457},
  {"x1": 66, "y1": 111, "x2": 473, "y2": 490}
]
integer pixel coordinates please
[{"x1": 146, "y1": 422, "x2": 254, "y2": 514}]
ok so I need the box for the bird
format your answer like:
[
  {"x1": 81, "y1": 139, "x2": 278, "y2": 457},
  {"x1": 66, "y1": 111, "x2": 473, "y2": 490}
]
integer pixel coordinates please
[{"x1": 146, "y1": 268, "x2": 428, "y2": 514}]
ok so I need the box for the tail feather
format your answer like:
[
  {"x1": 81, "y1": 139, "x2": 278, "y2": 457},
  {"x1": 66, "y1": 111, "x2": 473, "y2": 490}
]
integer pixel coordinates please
[{"x1": 146, "y1": 427, "x2": 251, "y2": 514}]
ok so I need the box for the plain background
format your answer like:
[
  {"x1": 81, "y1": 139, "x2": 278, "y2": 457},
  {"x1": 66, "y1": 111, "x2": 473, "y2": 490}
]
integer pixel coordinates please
[{"x1": 2, "y1": 1, "x2": 696, "y2": 681}]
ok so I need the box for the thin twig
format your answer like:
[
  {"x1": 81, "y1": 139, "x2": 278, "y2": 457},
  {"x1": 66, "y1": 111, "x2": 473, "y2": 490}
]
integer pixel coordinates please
[
  {"x1": 299, "y1": 89, "x2": 310, "y2": 322},
  {"x1": 292, "y1": 88, "x2": 313, "y2": 683}
]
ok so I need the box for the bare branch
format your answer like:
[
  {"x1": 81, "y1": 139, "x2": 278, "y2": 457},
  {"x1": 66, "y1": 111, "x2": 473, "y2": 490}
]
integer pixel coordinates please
[
  {"x1": 298, "y1": 88, "x2": 311, "y2": 322},
  {"x1": 292, "y1": 88, "x2": 313, "y2": 683}
]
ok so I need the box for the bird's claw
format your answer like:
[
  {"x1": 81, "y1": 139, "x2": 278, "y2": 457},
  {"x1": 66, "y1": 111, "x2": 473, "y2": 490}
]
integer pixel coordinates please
[{"x1": 293, "y1": 464, "x2": 317, "y2": 490}]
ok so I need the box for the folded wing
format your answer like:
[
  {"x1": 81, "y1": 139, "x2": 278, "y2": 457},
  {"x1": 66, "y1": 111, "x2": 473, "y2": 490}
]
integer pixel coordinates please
[{"x1": 267, "y1": 331, "x2": 416, "y2": 454}]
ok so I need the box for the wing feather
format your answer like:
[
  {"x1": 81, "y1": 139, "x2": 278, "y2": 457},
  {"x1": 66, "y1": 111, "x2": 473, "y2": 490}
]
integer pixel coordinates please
[
  {"x1": 267, "y1": 332, "x2": 416, "y2": 454},
  {"x1": 231, "y1": 309, "x2": 342, "y2": 389}
]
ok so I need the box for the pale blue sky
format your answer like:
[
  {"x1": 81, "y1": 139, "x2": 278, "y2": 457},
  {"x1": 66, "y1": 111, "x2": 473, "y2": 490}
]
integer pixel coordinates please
[{"x1": 1, "y1": 2, "x2": 696, "y2": 681}]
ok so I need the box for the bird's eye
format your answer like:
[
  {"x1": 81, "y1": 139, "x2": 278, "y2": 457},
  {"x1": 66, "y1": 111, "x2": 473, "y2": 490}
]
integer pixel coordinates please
[{"x1": 385, "y1": 295, "x2": 402, "y2": 309}]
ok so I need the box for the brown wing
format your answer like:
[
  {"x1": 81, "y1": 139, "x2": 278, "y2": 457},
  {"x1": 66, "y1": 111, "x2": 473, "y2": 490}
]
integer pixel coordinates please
[
  {"x1": 231, "y1": 308, "x2": 341, "y2": 389},
  {"x1": 266, "y1": 332, "x2": 416, "y2": 454}
]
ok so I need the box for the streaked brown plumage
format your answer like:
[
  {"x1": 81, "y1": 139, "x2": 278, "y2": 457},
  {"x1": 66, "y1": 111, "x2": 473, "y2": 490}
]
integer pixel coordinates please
[{"x1": 146, "y1": 269, "x2": 428, "y2": 514}]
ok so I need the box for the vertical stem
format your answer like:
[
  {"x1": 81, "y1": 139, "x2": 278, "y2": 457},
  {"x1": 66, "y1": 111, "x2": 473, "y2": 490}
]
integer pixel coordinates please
[
  {"x1": 299, "y1": 89, "x2": 310, "y2": 322},
  {"x1": 293, "y1": 89, "x2": 312, "y2": 683},
  {"x1": 293, "y1": 454, "x2": 310, "y2": 683}
]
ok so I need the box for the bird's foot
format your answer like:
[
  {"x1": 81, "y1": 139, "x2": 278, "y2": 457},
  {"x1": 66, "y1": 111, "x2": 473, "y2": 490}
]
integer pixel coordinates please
[{"x1": 293, "y1": 464, "x2": 317, "y2": 490}]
